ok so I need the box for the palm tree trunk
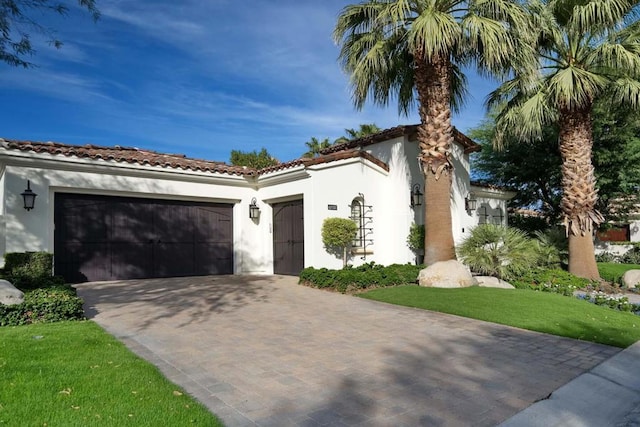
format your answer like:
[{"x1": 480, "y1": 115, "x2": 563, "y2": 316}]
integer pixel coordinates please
[
  {"x1": 414, "y1": 51, "x2": 456, "y2": 264},
  {"x1": 558, "y1": 107, "x2": 604, "y2": 280}
]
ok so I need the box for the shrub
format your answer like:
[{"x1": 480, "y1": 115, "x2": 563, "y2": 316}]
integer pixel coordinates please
[
  {"x1": 0, "y1": 285, "x2": 84, "y2": 326},
  {"x1": 299, "y1": 263, "x2": 423, "y2": 293},
  {"x1": 596, "y1": 252, "x2": 619, "y2": 263},
  {"x1": 457, "y1": 225, "x2": 540, "y2": 280},
  {"x1": 406, "y1": 223, "x2": 425, "y2": 252},
  {"x1": 620, "y1": 247, "x2": 640, "y2": 265},
  {"x1": 511, "y1": 268, "x2": 592, "y2": 296},
  {"x1": 3, "y1": 252, "x2": 64, "y2": 290},
  {"x1": 533, "y1": 228, "x2": 568, "y2": 269}
]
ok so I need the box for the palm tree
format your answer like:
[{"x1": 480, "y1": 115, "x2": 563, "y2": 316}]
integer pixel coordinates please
[
  {"x1": 334, "y1": 0, "x2": 524, "y2": 264},
  {"x1": 335, "y1": 123, "x2": 383, "y2": 144},
  {"x1": 490, "y1": 0, "x2": 640, "y2": 279},
  {"x1": 303, "y1": 137, "x2": 332, "y2": 158}
]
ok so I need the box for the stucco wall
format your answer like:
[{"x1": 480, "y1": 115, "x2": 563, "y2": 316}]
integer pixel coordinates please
[
  {"x1": 0, "y1": 156, "x2": 265, "y2": 273},
  {"x1": 0, "y1": 136, "x2": 514, "y2": 274}
]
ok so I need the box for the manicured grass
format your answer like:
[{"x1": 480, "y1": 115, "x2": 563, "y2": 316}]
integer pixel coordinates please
[
  {"x1": 361, "y1": 286, "x2": 640, "y2": 348},
  {"x1": 0, "y1": 321, "x2": 222, "y2": 426},
  {"x1": 598, "y1": 262, "x2": 640, "y2": 284}
]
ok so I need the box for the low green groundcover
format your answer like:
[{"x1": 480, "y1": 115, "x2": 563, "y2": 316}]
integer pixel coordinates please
[
  {"x1": 361, "y1": 286, "x2": 640, "y2": 348},
  {"x1": 0, "y1": 321, "x2": 222, "y2": 426}
]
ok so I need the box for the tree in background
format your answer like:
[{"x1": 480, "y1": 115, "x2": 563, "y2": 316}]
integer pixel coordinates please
[
  {"x1": 229, "y1": 148, "x2": 279, "y2": 169},
  {"x1": 334, "y1": 123, "x2": 381, "y2": 144},
  {"x1": 302, "y1": 137, "x2": 332, "y2": 158},
  {"x1": 490, "y1": 0, "x2": 640, "y2": 279},
  {"x1": 1, "y1": 0, "x2": 100, "y2": 67},
  {"x1": 469, "y1": 118, "x2": 562, "y2": 222},
  {"x1": 334, "y1": 0, "x2": 524, "y2": 265}
]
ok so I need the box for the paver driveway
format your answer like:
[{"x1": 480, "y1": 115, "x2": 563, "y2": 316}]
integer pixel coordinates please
[{"x1": 75, "y1": 275, "x2": 619, "y2": 427}]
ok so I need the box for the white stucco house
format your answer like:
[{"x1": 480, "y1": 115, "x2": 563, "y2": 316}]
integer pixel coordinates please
[{"x1": 0, "y1": 125, "x2": 514, "y2": 282}]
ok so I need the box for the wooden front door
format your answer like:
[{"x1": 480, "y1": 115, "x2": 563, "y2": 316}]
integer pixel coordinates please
[{"x1": 272, "y1": 200, "x2": 304, "y2": 275}]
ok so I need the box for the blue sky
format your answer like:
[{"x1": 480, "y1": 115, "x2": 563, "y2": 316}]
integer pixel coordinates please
[{"x1": 1, "y1": 0, "x2": 497, "y2": 163}]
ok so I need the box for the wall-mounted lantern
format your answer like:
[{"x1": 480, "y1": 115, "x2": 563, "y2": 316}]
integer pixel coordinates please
[
  {"x1": 410, "y1": 184, "x2": 423, "y2": 207},
  {"x1": 249, "y1": 197, "x2": 261, "y2": 219},
  {"x1": 21, "y1": 180, "x2": 37, "y2": 211},
  {"x1": 465, "y1": 194, "x2": 477, "y2": 212}
]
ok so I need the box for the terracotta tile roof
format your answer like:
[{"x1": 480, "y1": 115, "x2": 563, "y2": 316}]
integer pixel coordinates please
[
  {"x1": 1, "y1": 126, "x2": 462, "y2": 178},
  {"x1": 0, "y1": 139, "x2": 254, "y2": 177},
  {"x1": 258, "y1": 149, "x2": 389, "y2": 174},
  {"x1": 319, "y1": 124, "x2": 481, "y2": 155}
]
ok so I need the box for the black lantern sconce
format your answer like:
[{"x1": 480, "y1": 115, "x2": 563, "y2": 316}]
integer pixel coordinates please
[
  {"x1": 249, "y1": 197, "x2": 261, "y2": 219},
  {"x1": 465, "y1": 194, "x2": 477, "y2": 212},
  {"x1": 21, "y1": 180, "x2": 37, "y2": 211},
  {"x1": 410, "y1": 184, "x2": 423, "y2": 207}
]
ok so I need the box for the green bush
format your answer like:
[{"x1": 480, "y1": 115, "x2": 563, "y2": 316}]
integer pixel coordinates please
[
  {"x1": 457, "y1": 225, "x2": 541, "y2": 280},
  {"x1": 620, "y1": 247, "x2": 640, "y2": 265},
  {"x1": 299, "y1": 262, "x2": 423, "y2": 293},
  {"x1": 511, "y1": 268, "x2": 592, "y2": 296},
  {"x1": 3, "y1": 252, "x2": 64, "y2": 290},
  {"x1": 533, "y1": 228, "x2": 568, "y2": 269},
  {"x1": 0, "y1": 285, "x2": 84, "y2": 326},
  {"x1": 406, "y1": 223, "x2": 425, "y2": 252},
  {"x1": 595, "y1": 252, "x2": 619, "y2": 263}
]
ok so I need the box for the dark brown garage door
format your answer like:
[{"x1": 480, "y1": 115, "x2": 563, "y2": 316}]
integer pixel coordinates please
[
  {"x1": 54, "y1": 193, "x2": 233, "y2": 283},
  {"x1": 273, "y1": 200, "x2": 304, "y2": 275}
]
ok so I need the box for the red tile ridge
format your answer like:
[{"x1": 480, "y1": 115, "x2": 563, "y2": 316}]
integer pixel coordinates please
[{"x1": 1, "y1": 138, "x2": 254, "y2": 177}]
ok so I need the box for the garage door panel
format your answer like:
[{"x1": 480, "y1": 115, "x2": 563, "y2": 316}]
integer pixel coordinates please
[
  {"x1": 154, "y1": 242, "x2": 195, "y2": 277},
  {"x1": 56, "y1": 242, "x2": 111, "y2": 283},
  {"x1": 59, "y1": 202, "x2": 109, "y2": 242},
  {"x1": 112, "y1": 202, "x2": 154, "y2": 243},
  {"x1": 196, "y1": 243, "x2": 233, "y2": 275},
  {"x1": 110, "y1": 242, "x2": 154, "y2": 279},
  {"x1": 155, "y1": 204, "x2": 195, "y2": 241},
  {"x1": 196, "y1": 207, "x2": 232, "y2": 242},
  {"x1": 55, "y1": 193, "x2": 234, "y2": 282}
]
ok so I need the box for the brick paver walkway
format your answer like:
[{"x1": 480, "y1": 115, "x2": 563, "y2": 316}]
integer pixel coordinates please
[{"x1": 76, "y1": 276, "x2": 620, "y2": 426}]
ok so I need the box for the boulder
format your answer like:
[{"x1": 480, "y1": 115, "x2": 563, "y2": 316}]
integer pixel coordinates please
[
  {"x1": 418, "y1": 260, "x2": 475, "y2": 288},
  {"x1": 475, "y1": 276, "x2": 515, "y2": 289},
  {"x1": 622, "y1": 270, "x2": 640, "y2": 289},
  {"x1": 0, "y1": 279, "x2": 24, "y2": 306}
]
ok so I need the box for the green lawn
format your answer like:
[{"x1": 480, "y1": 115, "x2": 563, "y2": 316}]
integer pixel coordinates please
[
  {"x1": 0, "y1": 321, "x2": 222, "y2": 426},
  {"x1": 598, "y1": 262, "x2": 640, "y2": 284},
  {"x1": 361, "y1": 286, "x2": 640, "y2": 348}
]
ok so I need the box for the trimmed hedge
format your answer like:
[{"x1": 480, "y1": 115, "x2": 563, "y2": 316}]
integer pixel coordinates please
[
  {"x1": 299, "y1": 262, "x2": 423, "y2": 293},
  {"x1": 0, "y1": 285, "x2": 84, "y2": 326},
  {"x1": 3, "y1": 252, "x2": 64, "y2": 290}
]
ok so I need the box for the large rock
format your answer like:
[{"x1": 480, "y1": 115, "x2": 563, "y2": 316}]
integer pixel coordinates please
[
  {"x1": 0, "y1": 279, "x2": 24, "y2": 306},
  {"x1": 418, "y1": 260, "x2": 475, "y2": 288},
  {"x1": 475, "y1": 276, "x2": 515, "y2": 289},
  {"x1": 622, "y1": 270, "x2": 640, "y2": 289}
]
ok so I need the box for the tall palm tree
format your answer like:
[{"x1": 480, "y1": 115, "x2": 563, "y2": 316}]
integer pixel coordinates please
[
  {"x1": 334, "y1": 0, "x2": 525, "y2": 264},
  {"x1": 490, "y1": 0, "x2": 640, "y2": 279},
  {"x1": 303, "y1": 137, "x2": 332, "y2": 158}
]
